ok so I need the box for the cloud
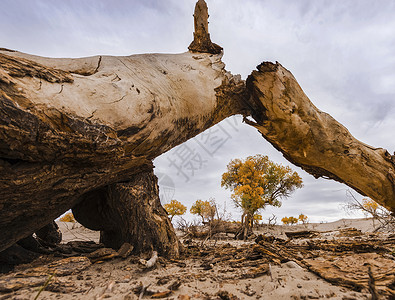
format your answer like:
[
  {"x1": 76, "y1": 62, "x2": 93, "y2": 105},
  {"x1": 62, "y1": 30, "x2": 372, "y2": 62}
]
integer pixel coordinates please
[{"x1": 0, "y1": 0, "x2": 194, "y2": 56}]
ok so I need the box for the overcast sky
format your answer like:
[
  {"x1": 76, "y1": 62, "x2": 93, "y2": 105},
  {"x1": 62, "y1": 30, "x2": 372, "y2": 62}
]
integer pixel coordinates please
[{"x1": 1, "y1": 0, "x2": 394, "y2": 223}]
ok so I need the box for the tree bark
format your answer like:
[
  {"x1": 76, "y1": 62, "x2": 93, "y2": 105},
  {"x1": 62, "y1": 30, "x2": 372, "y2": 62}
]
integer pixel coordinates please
[
  {"x1": 72, "y1": 168, "x2": 180, "y2": 257},
  {"x1": 244, "y1": 62, "x2": 395, "y2": 212},
  {"x1": 188, "y1": 0, "x2": 222, "y2": 54},
  {"x1": 0, "y1": 49, "x2": 245, "y2": 253},
  {"x1": 35, "y1": 221, "x2": 62, "y2": 246},
  {"x1": 235, "y1": 212, "x2": 254, "y2": 240}
]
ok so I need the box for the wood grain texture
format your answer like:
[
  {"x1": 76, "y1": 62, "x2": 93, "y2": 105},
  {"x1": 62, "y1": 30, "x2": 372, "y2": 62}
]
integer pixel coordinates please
[
  {"x1": 0, "y1": 49, "x2": 244, "y2": 252},
  {"x1": 244, "y1": 62, "x2": 395, "y2": 212}
]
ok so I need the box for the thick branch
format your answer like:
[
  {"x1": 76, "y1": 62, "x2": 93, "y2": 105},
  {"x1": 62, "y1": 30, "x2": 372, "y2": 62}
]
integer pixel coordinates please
[
  {"x1": 188, "y1": 0, "x2": 222, "y2": 54},
  {"x1": 245, "y1": 62, "x2": 395, "y2": 212}
]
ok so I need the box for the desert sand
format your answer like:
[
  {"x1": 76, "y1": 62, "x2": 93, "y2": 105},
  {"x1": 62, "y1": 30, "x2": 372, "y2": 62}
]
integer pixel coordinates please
[{"x1": 0, "y1": 218, "x2": 393, "y2": 300}]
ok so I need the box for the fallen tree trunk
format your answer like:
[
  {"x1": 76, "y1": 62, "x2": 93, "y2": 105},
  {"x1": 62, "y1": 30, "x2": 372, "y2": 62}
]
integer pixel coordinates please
[
  {"x1": 1, "y1": 53, "x2": 394, "y2": 256},
  {"x1": 0, "y1": 48, "x2": 245, "y2": 253},
  {"x1": 244, "y1": 62, "x2": 395, "y2": 212}
]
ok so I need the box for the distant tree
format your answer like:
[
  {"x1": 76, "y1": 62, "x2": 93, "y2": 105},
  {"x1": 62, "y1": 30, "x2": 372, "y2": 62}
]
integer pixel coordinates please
[
  {"x1": 221, "y1": 154, "x2": 303, "y2": 239},
  {"x1": 281, "y1": 216, "x2": 298, "y2": 225},
  {"x1": 190, "y1": 199, "x2": 216, "y2": 223},
  {"x1": 59, "y1": 212, "x2": 76, "y2": 223},
  {"x1": 361, "y1": 199, "x2": 379, "y2": 217},
  {"x1": 267, "y1": 214, "x2": 278, "y2": 228},
  {"x1": 163, "y1": 199, "x2": 187, "y2": 221},
  {"x1": 343, "y1": 191, "x2": 394, "y2": 231},
  {"x1": 298, "y1": 213, "x2": 308, "y2": 224}
]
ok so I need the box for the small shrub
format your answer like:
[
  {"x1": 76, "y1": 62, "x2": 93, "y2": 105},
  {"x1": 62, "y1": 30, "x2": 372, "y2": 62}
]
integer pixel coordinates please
[
  {"x1": 342, "y1": 190, "x2": 394, "y2": 231},
  {"x1": 298, "y1": 213, "x2": 308, "y2": 224},
  {"x1": 281, "y1": 216, "x2": 298, "y2": 225}
]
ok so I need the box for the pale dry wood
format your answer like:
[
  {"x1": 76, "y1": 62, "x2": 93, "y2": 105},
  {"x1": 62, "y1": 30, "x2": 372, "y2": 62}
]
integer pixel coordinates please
[
  {"x1": 188, "y1": 0, "x2": 222, "y2": 54},
  {"x1": 244, "y1": 62, "x2": 395, "y2": 212},
  {"x1": 0, "y1": 49, "x2": 244, "y2": 253},
  {"x1": 139, "y1": 251, "x2": 159, "y2": 269}
]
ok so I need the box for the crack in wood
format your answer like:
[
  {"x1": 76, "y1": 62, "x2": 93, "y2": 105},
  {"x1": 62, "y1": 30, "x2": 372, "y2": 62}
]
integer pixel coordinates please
[
  {"x1": 94, "y1": 56, "x2": 102, "y2": 74},
  {"x1": 105, "y1": 94, "x2": 126, "y2": 104}
]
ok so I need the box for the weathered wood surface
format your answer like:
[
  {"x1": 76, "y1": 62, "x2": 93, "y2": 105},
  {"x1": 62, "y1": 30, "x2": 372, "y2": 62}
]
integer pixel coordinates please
[
  {"x1": 73, "y1": 168, "x2": 180, "y2": 257},
  {"x1": 0, "y1": 48, "x2": 244, "y2": 253},
  {"x1": 188, "y1": 0, "x2": 222, "y2": 54},
  {"x1": 1, "y1": 53, "x2": 395, "y2": 255},
  {"x1": 244, "y1": 62, "x2": 395, "y2": 212}
]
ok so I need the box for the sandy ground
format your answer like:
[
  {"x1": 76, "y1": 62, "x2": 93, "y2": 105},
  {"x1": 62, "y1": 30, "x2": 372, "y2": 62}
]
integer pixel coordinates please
[
  {"x1": 59, "y1": 222, "x2": 99, "y2": 244},
  {"x1": 57, "y1": 217, "x2": 377, "y2": 244},
  {"x1": 1, "y1": 218, "x2": 392, "y2": 300}
]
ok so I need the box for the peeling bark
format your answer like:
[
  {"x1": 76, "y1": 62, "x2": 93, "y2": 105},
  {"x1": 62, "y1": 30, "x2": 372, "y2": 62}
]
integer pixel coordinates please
[
  {"x1": 0, "y1": 53, "x2": 73, "y2": 84},
  {"x1": 244, "y1": 62, "x2": 395, "y2": 212}
]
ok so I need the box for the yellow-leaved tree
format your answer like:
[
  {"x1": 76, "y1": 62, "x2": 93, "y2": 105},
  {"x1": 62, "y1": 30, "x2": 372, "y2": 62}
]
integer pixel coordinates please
[
  {"x1": 163, "y1": 199, "x2": 187, "y2": 221},
  {"x1": 222, "y1": 154, "x2": 303, "y2": 239},
  {"x1": 190, "y1": 199, "x2": 216, "y2": 223},
  {"x1": 59, "y1": 212, "x2": 76, "y2": 223},
  {"x1": 361, "y1": 198, "x2": 379, "y2": 217},
  {"x1": 253, "y1": 213, "x2": 263, "y2": 226},
  {"x1": 298, "y1": 213, "x2": 308, "y2": 224},
  {"x1": 281, "y1": 216, "x2": 299, "y2": 225}
]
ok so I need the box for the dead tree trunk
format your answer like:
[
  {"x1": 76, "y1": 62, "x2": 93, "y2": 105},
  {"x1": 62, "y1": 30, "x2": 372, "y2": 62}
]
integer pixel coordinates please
[
  {"x1": 244, "y1": 62, "x2": 395, "y2": 212},
  {"x1": 72, "y1": 168, "x2": 180, "y2": 257},
  {"x1": 0, "y1": 49, "x2": 245, "y2": 253}
]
